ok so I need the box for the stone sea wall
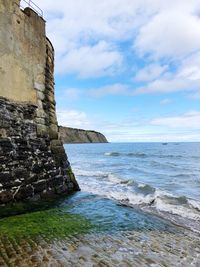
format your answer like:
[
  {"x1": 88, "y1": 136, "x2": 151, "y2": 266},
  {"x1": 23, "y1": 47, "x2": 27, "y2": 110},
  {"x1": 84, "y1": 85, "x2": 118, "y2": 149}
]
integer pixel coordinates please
[
  {"x1": 0, "y1": 97, "x2": 79, "y2": 204},
  {"x1": 0, "y1": 0, "x2": 79, "y2": 205},
  {"x1": 59, "y1": 126, "x2": 108, "y2": 144}
]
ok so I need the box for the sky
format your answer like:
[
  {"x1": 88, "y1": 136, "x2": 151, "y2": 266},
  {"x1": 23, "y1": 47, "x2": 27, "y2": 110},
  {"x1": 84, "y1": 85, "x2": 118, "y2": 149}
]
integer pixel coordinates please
[{"x1": 33, "y1": 0, "x2": 200, "y2": 142}]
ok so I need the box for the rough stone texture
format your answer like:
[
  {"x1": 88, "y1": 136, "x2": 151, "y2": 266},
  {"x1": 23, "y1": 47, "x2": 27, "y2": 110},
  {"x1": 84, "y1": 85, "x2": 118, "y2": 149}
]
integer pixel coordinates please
[
  {"x1": 0, "y1": 0, "x2": 45, "y2": 103},
  {"x1": 0, "y1": 97, "x2": 79, "y2": 204},
  {"x1": 59, "y1": 126, "x2": 108, "y2": 144},
  {"x1": 0, "y1": 0, "x2": 79, "y2": 205}
]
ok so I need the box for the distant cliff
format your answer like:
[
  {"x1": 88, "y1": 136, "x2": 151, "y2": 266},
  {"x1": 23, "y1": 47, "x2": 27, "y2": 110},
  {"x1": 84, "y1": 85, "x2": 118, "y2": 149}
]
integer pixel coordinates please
[{"x1": 59, "y1": 127, "x2": 108, "y2": 143}]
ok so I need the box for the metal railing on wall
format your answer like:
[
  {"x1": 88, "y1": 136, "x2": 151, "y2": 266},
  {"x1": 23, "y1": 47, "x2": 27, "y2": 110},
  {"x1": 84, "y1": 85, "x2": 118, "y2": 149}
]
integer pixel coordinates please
[{"x1": 20, "y1": 0, "x2": 43, "y2": 17}]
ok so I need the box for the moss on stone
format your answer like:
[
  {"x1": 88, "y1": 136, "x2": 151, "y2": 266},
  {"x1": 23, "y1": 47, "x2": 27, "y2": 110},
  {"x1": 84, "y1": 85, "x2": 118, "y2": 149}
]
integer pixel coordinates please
[
  {"x1": 0, "y1": 208, "x2": 93, "y2": 241},
  {"x1": 66, "y1": 167, "x2": 76, "y2": 183},
  {"x1": 66, "y1": 167, "x2": 80, "y2": 191}
]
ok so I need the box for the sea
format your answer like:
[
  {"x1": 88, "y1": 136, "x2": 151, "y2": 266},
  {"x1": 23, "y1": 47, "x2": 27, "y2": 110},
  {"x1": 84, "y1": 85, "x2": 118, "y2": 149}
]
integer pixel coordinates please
[
  {"x1": 1, "y1": 142, "x2": 200, "y2": 266},
  {"x1": 65, "y1": 142, "x2": 200, "y2": 234}
]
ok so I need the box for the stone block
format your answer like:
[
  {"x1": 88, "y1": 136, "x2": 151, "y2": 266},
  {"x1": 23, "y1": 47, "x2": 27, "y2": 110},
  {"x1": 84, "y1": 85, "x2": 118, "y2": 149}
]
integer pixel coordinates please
[
  {"x1": 49, "y1": 128, "x2": 58, "y2": 140},
  {"x1": 36, "y1": 124, "x2": 48, "y2": 137},
  {"x1": 0, "y1": 190, "x2": 13, "y2": 203},
  {"x1": 33, "y1": 179, "x2": 47, "y2": 193},
  {"x1": 34, "y1": 82, "x2": 45, "y2": 92},
  {"x1": 13, "y1": 168, "x2": 29, "y2": 179},
  {"x1": 14, "y1": 185, "x2": 34, "y2": 200},
  {"x1": 0, "y1": 172, "x2": 13, "y2": 183}
]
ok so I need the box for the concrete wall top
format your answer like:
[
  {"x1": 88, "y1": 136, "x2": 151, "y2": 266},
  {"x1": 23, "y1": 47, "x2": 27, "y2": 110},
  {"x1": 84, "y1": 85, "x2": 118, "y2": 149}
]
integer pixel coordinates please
[{"x1": 0, "y1": 0, "x2": 46, "y2": 104}]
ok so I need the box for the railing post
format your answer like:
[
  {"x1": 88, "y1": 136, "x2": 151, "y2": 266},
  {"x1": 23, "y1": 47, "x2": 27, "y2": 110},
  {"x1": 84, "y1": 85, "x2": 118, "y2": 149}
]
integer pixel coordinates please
[{"x1": 19, "y1": 0, "x2": 43, "y2": 17}]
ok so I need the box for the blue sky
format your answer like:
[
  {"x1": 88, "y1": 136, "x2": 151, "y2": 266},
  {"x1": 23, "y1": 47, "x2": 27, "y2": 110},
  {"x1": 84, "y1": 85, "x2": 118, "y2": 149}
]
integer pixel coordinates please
[{"x1": 34, "y1": 0, "x2": 200, "y2": 142}]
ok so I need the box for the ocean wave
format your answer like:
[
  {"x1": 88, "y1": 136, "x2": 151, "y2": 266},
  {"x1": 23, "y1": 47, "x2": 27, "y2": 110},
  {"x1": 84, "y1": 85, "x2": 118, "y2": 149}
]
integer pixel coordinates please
[
  {"x1": 78, "y1": 177, "x2": 200, "y2": 222},
  {"x1": 104, "y1": 152, "x2": 120, "y2": 156},
  {"x1": 154, "y1": 194, "x2": 200, "y2": 221},
  {"x1": 107, "y1": 174, "x2": 134, "y2": 185},
  {"x1": 104, "y1": 151, "x2": 195, "y2": 159},
  {"x1": 137, "y1": 183, "x2": 156, "y2": 195},
  {"x1": 116, "y1": 190, "x2": 200, "y2": 221},
  {"x1": 127, "y1": 152, "x2": 147, "y2": 158},
  {"x1": 74, "y1": 168, "x2": 108, "y2": 178},
  {"x1": 74, "y1": 167, "x2": 200, "y2": 223},
  {"x1": 104, "y1": 152, "x2": 147, "y2": 158}
]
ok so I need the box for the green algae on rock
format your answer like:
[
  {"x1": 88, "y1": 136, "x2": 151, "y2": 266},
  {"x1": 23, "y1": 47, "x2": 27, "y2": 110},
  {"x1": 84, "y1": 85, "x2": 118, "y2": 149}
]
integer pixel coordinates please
[{"x1": 0, "y1": 208, "x2": 93, "y2": 241}]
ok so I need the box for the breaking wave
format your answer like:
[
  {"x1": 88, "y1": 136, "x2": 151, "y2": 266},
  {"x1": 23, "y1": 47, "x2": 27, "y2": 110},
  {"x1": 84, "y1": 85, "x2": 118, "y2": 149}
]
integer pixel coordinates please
[
  {"x1": 104, "y1": 152, "x2": 147, "y2": 158},
  {"x1": 74, "y1": 168, "x2": 200, "y2": 228}
]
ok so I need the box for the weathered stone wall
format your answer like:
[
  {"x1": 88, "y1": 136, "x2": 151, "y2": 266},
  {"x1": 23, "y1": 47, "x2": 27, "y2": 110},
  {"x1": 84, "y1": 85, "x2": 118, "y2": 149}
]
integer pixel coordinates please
[
  {"x1": 59, "y1": 126, "x2": 108, "y2": 144},
  {"x1": 0, "y1": 97, "x2": 79, "y2": 204},
  {"x1": 0, "y1": 0, "x2": 80, "y2": 205}
]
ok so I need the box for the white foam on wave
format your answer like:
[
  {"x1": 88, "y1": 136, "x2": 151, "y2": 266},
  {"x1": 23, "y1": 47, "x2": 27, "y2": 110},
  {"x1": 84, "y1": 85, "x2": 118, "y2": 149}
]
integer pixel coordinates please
[
  {"x1": 104, "y1": 152, "x2": 120, "y2": 156},
  {"x1": 107, "y1": 173, "x2": 123, "y2": 184},
  {"x1": 73, "y1": 168, "x2": 108, "y2": 178},
  {"x1": 188, "y1": 199, "x2": 200, "y2": 211},
  {"x1": 74, "y1": 168, "x2": 134, "y2": 186},
  {"x1": 74, "y1": 168, "x2": 200, "y2": 222},
  {"x1": 155, "y1": 197, "x2": 200, "y2": 220}
]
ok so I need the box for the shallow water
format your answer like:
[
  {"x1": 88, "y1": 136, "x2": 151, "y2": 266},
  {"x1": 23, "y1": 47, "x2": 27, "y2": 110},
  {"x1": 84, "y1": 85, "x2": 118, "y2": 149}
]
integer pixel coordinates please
[
  {"x1": 0, "y1": 198, "x2": 199, "y2": 266},
  {"x1": 65, "y1": 142, "x2": 200, "y2": 232}
]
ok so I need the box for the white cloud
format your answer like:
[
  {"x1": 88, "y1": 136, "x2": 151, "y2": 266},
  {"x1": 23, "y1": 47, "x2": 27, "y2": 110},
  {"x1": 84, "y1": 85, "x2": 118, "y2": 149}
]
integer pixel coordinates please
[
  {"x1": 63, "y1": 88, "x2": 81, "y2": 100},
  {"x1": 160, "y1": 98, "x2": 172, "y2": 105},
  {"x1": 62, "y1": 83, "x2": 132, "y2": 98},
  {"x1": 107, "y1": 132, "x2": 200, "y2": 142},
  {"x1": 134, "y1": 63, "x2": 168, "y2": 82},
  {"x1": 56, "y1": 41, "x2": 123, "y2": 77},
  {"x1": 134, "y1": 77, "x2": 199, "y2": 94},
  {"x1": 151, "y1": 111, "x2": 200, "y2": 129},
  {"x1": 35, "y1": 0, "x2": 144, "y2": 43},
  {"x1": 135, "y1": 4, "x2": 200, "y2": 60},
  {"x1": 56, "y1": 108, "x2": 200, "y2": 142},
  {"x1": 57, "y1": 109, "x2": 90, "y2": 128},
  {"x1": 33, "y1": 0, "x2": 144, "y2": 77},
  {"x1": 88, "y1": 83, "x2": 129, "y2": 97},
  {"x1": 133, "y1": 51, "x2": 200, "y2": 95},
  {"x1": 32, "y1": 0, "x2": 200, "y2": 80},
  {"x1": 191, "y1": 92, "x2": 200, "y2": 99}
]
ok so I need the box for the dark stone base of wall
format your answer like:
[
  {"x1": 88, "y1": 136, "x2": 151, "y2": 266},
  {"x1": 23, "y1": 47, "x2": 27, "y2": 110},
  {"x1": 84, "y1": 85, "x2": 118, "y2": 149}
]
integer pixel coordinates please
[{"x1": 0, "y1": 97, "x2": 79, "y2": 205}]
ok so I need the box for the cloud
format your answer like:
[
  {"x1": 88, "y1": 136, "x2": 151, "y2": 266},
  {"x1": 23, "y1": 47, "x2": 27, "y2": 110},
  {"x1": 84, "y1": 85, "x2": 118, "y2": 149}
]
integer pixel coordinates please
[
  {"x1": 63, "y1": 88, "x2": 81, "y2": 100},
  {"x1": 191, "y1": 92, "x2": 200, "y2": 99},
  {"x1": 33, "y1": 0, "x2": 144, "y2": 77},
  {"x1": 35, "y1": 0, "x2": 144, "y2": 43},
  {"x1": 160, "y1": 98, "x2": 172, "y2": 105},
  {"x1": 33, "y1": 0, "x2": 200, "y2": 81},
  {"x1": 61, "y1": 83, "x2": 131, "y2": 99},
  {"x1": 134, "y1": 63, "x2": 168, "y2": 82},
  {"x1": 56, "y1": 107, "x2": 200, "y2": 142},
  {"x1": 88, "y1": 83, "x2": 129, "y2": 97},
  {"x1": 151, "y1": 111, "x2": 200, "y2": 129},
  {"x1": 134, "y1": 52, "x2": 200, "y2": 95},
  {"x1": 56, "y1": 41, "x2": 123, "y2": 78},
  {"x1": 135, "y1": 3, "x2": 200, "y2": 60},
  {"x1": 57, "y1": 109, "x2": 90, "y2": 128},
  {"x1": 107, "y1": 132, "x2": 200, "y2": 142},
  {"x1": 134, "y1": 78, "x2": 199, "y2": 94}
]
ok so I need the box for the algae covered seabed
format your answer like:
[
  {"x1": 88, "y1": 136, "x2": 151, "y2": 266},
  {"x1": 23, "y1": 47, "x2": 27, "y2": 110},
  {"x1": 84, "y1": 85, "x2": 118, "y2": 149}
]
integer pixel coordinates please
[{"x1": 0, "y1": 193, "x2": 200, "y2": 267}]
